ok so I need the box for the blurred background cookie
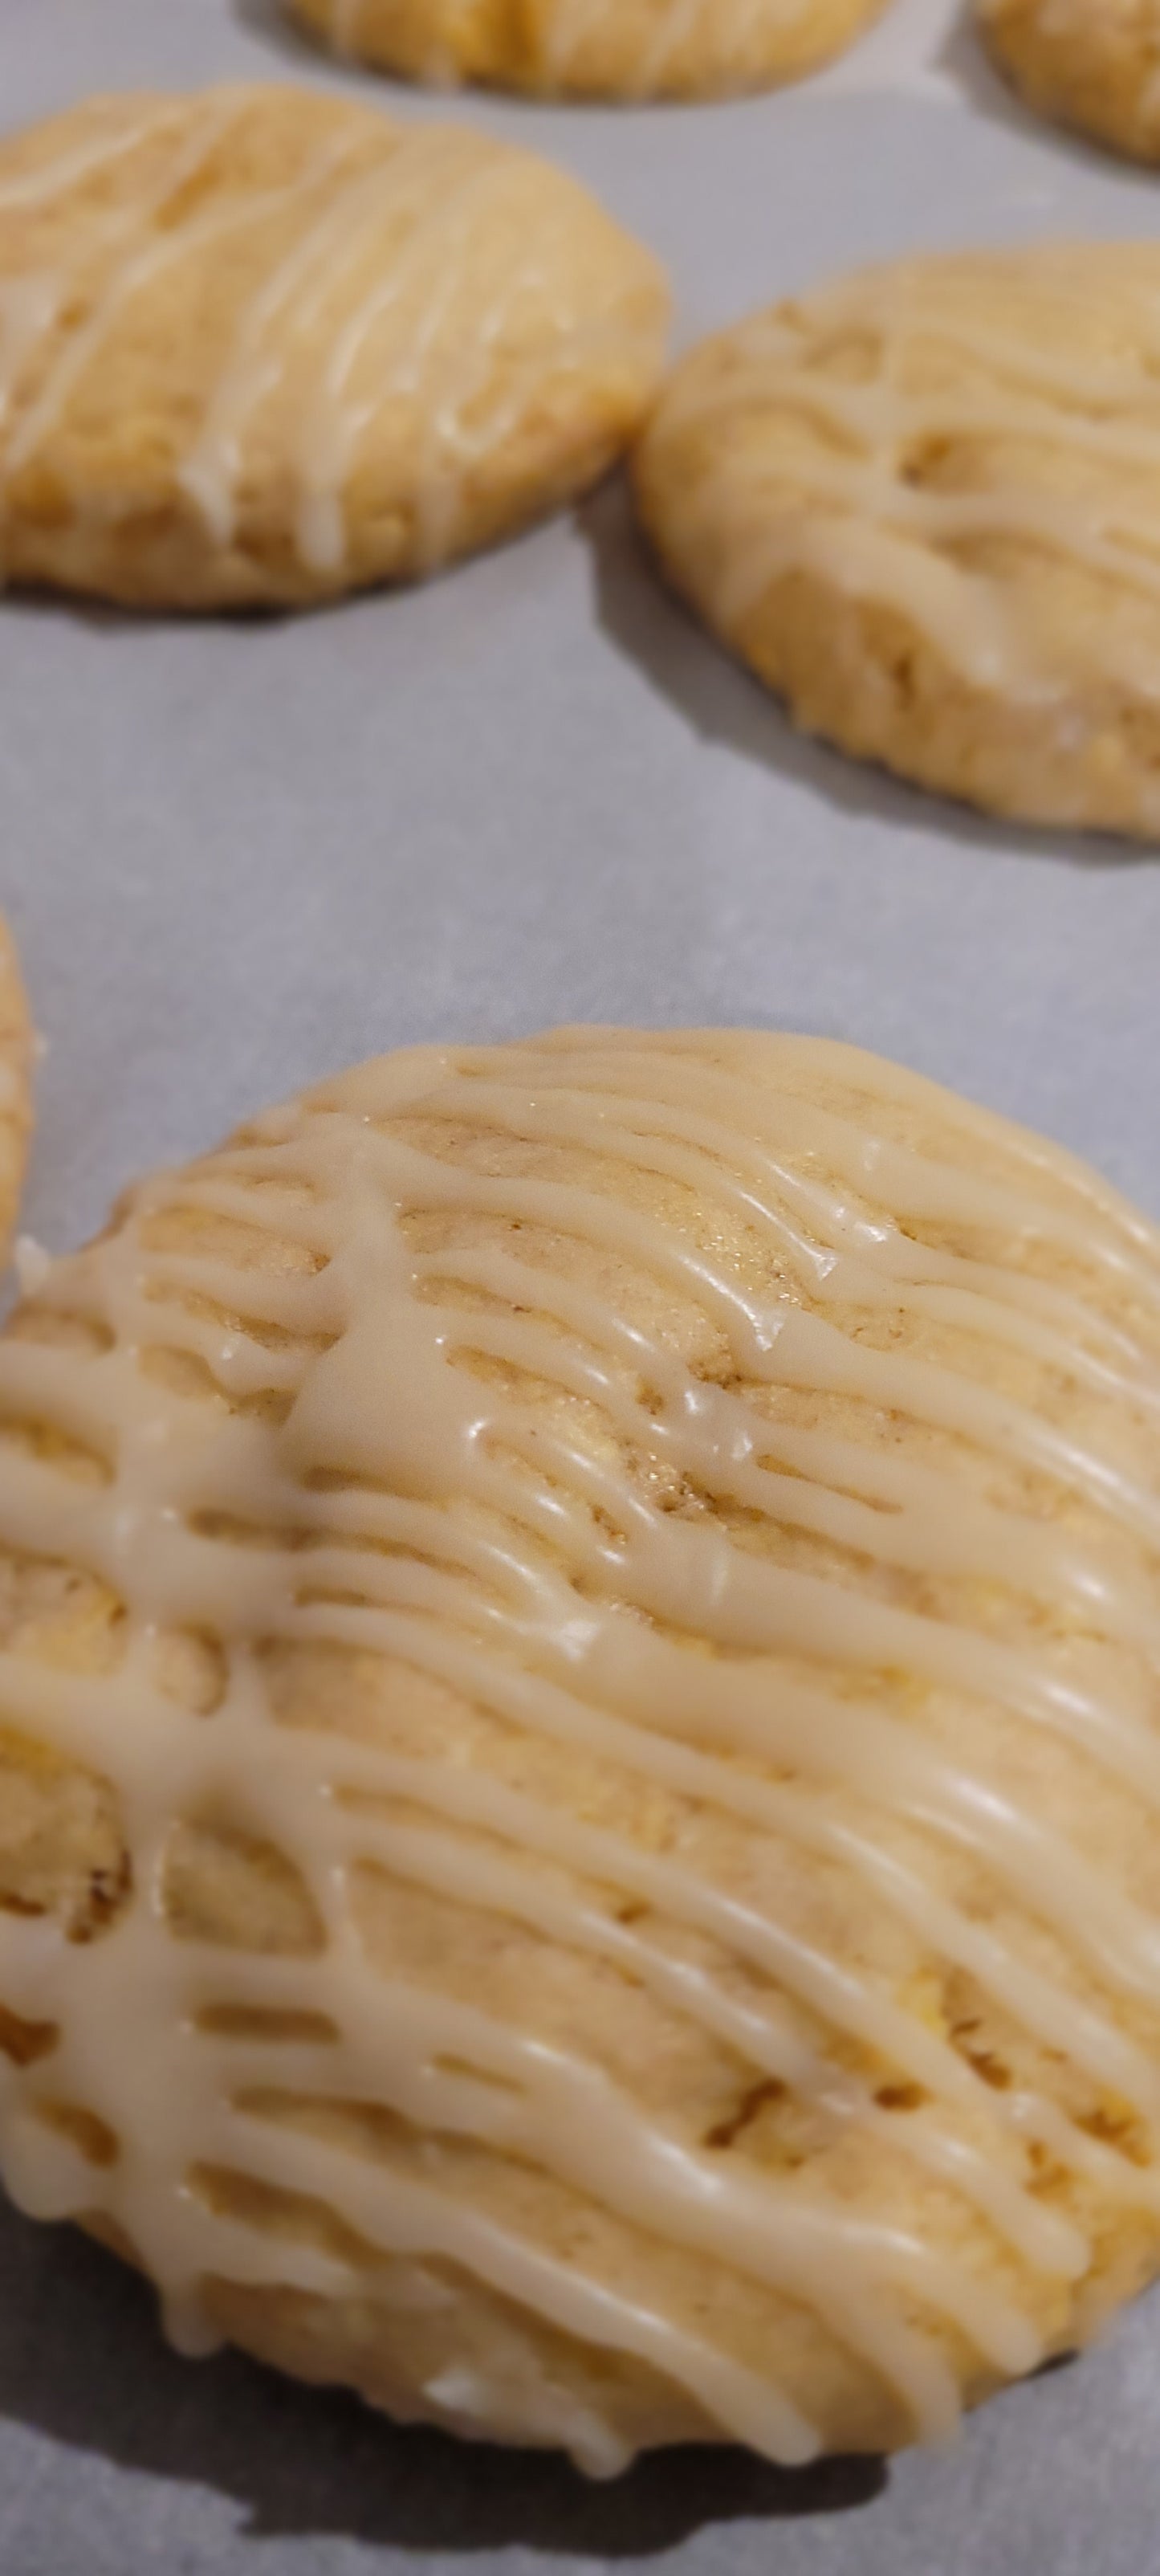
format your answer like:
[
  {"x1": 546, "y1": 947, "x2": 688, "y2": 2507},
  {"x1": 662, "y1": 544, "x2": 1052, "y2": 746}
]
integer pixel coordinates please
[
  {"x1": 635, "y1": 246, "x2": 1160, "y2": 840},
  {"x1": 980, "y1": 0, "x2": 1160, "y2": 166},
  {"x1": 1, "y1": 1025, "x2": 1159, "y2": 2470},
  {"x1": 0, "y1": 85, "x2": 670, "y2": 609},
  {"x1": 287, "y1": 0, "x2": 889, "y2": 101}
]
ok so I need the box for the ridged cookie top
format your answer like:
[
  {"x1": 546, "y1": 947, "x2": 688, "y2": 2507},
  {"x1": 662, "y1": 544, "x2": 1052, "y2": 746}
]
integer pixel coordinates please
[
  {"x1": 636, "y1": 246, "x2": 1160, "y2": 725},
  {"x1": 294, "y1": 0, "x2": 885, "y2": 100},
  {"x1": 0, "y1": 86, "x2": 669, "y2": 604},
  {"x1": 1, "y1": 1028, "x2": 1160, "y2": 2470}
]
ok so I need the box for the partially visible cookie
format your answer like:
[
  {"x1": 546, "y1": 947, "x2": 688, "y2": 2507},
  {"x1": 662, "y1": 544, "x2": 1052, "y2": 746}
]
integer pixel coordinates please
[
  {"x1": 634, "y1": 245, "x2": 1160, "y2": 840},
  {"x1": 981, "y1": 0, "x2": 1160, "y2": 166},
  {"x1": 0, "y1": 919, "x2": 32, "y2": 1265},
  {"x1": 0, "y1": 86, "x2": 670, "y2": 609},
  {"x1": 287, "y1": 0, "x2": 888, "y2": 100}
]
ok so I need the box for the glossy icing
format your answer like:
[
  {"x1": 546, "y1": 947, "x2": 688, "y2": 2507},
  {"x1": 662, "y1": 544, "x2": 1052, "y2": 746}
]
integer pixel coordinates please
[{"x1": 0, "y1": 1028, "x2": 1158, "y2": 2470}]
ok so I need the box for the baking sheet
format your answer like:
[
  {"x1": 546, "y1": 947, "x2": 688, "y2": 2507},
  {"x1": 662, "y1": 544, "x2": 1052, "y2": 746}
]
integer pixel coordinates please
[{"x1": 2, "y1": 0, "x2": 1160, "y2": 2566}]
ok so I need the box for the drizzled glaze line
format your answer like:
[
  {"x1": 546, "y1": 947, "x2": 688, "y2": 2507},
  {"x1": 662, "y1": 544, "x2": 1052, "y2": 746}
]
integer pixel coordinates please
[
  {"x1": 0, "y1": 99, "x2": 186, "y2": 216},
  {"x1": 360, "y1": 0, "x2": 859, "y2": 93},
  {"x1": 0, "y1": 89, "x2": 658, "y2": 585},
  {"x1": 0, "y1": 98, "x2": 242, "y2": 471},
  {"x1": 0, "y1": 1029, "x2": 1158, "y2": 2468},
  {"x1": 641, "y1": 249, "x2": 1160, "y2": 707},
  {"x1": 626, "y1": 0, "x2": 799, "y2": 95}
]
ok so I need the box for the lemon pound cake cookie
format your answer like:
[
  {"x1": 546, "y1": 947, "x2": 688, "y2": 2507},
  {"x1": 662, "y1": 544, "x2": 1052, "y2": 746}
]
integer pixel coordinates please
[
  {"x1": 0, "y1": 919, "x2": 32, "y2": 1263},
  {"x1": 981, "y1": 0, "x2": 1160, "y2": 166},
  {"x1": 287, "y1": 0, "x2": 889, "y2": 102},
  {"x1": 0, "y1": 87, "x2": 669, "y2": 610},
  {"x1": 2, "y1": 1024, "x2": 1160, "y2": 2471},
  {"x1": 636, "y1": 245, "x2": 1160, "y2": 840}
]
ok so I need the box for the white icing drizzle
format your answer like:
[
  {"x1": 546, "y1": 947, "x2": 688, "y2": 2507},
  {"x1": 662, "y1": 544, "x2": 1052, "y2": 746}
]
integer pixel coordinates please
[
  {"x1": 628, "y1": 0, "x2": 804, "y2": 94},
  {"x1": 285, "y1": 136, "x2": 561, "y2": 578},
  {"x1": 643, "y1": 250, "x2": 1160, "y2": 712},
  {"x1": 0, "y1": 88, "x2": 661, "y2": 586},
  {"x1": 0, "y1": 1027, "x2": 1158, "y2": 2470},
  {"x1": 0, "y1": 100, "x2": 186, "y2": 217},
  {"x1": 11, "y1": 1236, "x2": 51, "y2": 1299},
  {"x1": 332, "y1": 0, "x2": 461, "y2": 82},
  {"x1": 177, "y1": 124, "x2": 378, "y2": 548},
  {"x1": 0, "y1": 100, "x2": 230, "y2": 462},
  {"x1": 437, "y1": 0, "x2": 855, "y2": 93}
]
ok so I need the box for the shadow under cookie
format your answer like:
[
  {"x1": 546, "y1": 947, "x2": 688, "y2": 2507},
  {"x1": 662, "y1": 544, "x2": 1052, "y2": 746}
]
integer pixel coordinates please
[
  {"x1": 578, "y1": 479, "x2": 1143, "y2": 870},
  {"x1": 0, "y1": 2199, "x2": 885, "y2": 2553}
]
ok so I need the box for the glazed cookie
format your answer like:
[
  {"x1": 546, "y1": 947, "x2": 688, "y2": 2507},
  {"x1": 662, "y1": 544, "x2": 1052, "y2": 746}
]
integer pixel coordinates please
[
  {"x1": 0, "y1": 918, "x2": 31, "y2": 1263},
  {"x1": 980, "y1": 0, "x2": 1160, "y2": 166},
  {"x1": 0, "y1": 86, "x2": 669, "y2": 609},
  {"x1": 635, "y1": 246, "x2": 1160, "y2": 839},
  {"x1": 287, "y1": 0, "x2": 889, "y2": 100},
  {"x1": 2, "y1": 1024, "x2": 1160, "y2": 2471}
]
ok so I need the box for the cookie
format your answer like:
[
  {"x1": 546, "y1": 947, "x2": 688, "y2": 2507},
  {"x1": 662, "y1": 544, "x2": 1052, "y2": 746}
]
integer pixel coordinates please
[
  {"x1": 0, "y1": 918, "x2": 32, "y2": 1267},
  {"x1": 287, "y1": 0, "x2": 887, "y2": 100},
  {"x1": 0, "y1": 86, "x2": 670, "y2": 609},
  {"x1": 1, "y1": 1022, "x2": 1159, "y2": 2471},
  {"x1": 634, "y1": 246, "x2": 1160, "y2": 839},
  {"x1": 980, "y1": 0, "x2": 1160, "y2": 166}
]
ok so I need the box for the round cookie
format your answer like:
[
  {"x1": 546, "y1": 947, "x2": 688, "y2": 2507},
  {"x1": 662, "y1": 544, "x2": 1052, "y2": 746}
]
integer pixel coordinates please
[
  {"x1": 634, "y1": 246, "x2": 1160, "y2": 840},
  {"x1": 2, "y1": 1023, "x2": 1160, "y2": 2470},
  {"x1": 0, "y1": 918, "x2": 33, "y2": 1266},
  {"x1": 287, "y1": 0, "x2": 889, "y2": 100},
  {"x1": 0, "y1": 85, "x2": 670, "y2": 610},
  {"x1": 980, "y1": 0, "x2": 1160, "y2": 167}
]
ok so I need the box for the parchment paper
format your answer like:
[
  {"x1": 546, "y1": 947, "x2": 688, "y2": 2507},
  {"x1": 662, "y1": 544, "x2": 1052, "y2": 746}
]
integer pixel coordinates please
[{"x1": 2, "y1": 2, "x2": 1159, "y2": 2566}]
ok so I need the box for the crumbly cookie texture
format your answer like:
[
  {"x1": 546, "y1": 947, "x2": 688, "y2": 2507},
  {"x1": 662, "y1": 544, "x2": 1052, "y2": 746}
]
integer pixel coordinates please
[
  {"x1": 1, "y1": 1025, "x2": 1160, "y2": 2473},
  {"x1": 981, "y1": 0, "x2": 1160, "y2": 166},
  {"x1": 0, "y1": 85, "x2": 670, "y2": 610},
  {"x1": 0, "y1": 919, "x2": 33, "y2": 1266},
  {"x1": 287, "y1": 0, "x2": 888, "y2": 100},
  {"x1": 634, "y1": 244, "x2": 1160, "y2": 840}
]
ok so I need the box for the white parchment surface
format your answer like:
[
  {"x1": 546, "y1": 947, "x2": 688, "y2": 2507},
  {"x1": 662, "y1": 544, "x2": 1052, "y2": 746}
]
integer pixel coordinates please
[{"x1": 2, "y1": 3, "x2": 1159, "y2": 2567}]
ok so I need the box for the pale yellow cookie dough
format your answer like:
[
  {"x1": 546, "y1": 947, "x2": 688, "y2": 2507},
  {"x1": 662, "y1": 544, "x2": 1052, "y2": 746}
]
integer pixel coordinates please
[
  {"x1": 0, "y1": 85, "x2": 670, "y2": 610},
  {"x1": 1, "y1": 1026, "x2": 1160, "y2": 2472},
  {"x1": 0, "y1": 919, "x2": 33, "y2": 1266},
  {"x1": 634, "y1": 245, "x2": 1160, "y2": 840},
  {"x1": 287, "y1": 0, "x2": 889, "y2": 100},
  {"x1": 981, "y1": 0, "x2": 1160, "y2": 165}
]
